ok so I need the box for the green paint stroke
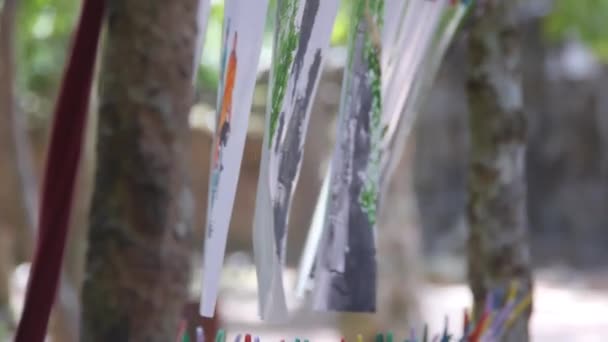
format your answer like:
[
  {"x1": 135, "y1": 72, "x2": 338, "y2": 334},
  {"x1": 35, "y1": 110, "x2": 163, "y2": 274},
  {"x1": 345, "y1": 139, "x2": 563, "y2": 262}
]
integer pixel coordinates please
[
  {"x1": 358, "y1": 0, "x2": 383, "y2": 227},
  {"x1": 268, "y1": 0, "x2": 300, "y2": 147}
]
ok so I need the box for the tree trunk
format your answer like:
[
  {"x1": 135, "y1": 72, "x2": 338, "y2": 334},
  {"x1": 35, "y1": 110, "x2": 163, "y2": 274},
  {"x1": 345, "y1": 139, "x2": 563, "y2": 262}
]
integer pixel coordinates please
[
  {"x1": 466, "y1": 0, "x2": 533, "y2": 341},
  {"x1": 81, "y1": 0, "x2": 197, "y2": 340}
]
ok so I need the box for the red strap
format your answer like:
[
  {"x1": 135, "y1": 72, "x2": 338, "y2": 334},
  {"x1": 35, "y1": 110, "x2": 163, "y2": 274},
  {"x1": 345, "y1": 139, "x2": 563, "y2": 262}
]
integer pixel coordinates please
[{"x1": 14, "y1": 1, "x2": 105, "y2": 340}]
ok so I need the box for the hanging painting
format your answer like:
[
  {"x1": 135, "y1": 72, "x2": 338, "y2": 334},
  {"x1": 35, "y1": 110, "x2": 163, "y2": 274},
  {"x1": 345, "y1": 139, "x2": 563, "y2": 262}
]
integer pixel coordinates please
[
  {"x1": 312, "y1": 0, "x2": 383, "y2": 312},
  {"x1": 200, "y1": 0, "x2": 270, "y2": 318},
  {"x1": 295, "y1": 0, "x2": 468, "y2": 299},
  {"x1": 253, "y1": 0, "x2": 339, "y2": 321}
]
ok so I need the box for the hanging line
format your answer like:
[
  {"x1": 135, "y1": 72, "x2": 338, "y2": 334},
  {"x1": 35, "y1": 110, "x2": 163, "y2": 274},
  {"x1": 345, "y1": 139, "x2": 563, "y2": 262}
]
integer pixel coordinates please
[{"x1": 14, "y1": 0, "x2": 105, "y2": 341}]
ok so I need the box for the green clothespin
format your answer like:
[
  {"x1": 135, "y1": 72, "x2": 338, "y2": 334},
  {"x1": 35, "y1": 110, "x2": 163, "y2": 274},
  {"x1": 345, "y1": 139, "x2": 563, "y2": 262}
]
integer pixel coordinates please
[
  {"x1": 215, "y1": 329, "x2": 225, "y2": 342},
  {"x1": 376, "y1": 332, "x2": 384, "y2": 342},
  {"x1": 182, "y1": 331, "x2": 191, "y2": 342},
  {"x1": 386, "y1": 331, "x2": 394, "y2": 342}
]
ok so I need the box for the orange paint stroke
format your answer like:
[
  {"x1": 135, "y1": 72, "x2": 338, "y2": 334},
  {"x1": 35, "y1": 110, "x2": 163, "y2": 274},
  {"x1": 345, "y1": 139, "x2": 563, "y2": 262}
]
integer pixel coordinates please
[{"x1": 213, "y1": 32, "x2": 238, "y2": 168}]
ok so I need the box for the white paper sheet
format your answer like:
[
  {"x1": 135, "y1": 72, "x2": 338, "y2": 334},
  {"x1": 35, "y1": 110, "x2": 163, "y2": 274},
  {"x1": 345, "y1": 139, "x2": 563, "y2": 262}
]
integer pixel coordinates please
[
  {"x1": 200, "y1": 0, "x2": 270, "y2": 318},
  {"x1": 253, "y1": 0, "x2": 339, "y2": 322}
]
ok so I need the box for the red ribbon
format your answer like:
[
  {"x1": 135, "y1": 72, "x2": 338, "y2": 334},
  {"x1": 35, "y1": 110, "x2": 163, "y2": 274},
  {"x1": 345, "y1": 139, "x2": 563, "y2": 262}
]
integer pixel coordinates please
[{"x1": 14, "y1": 1, "x2": 105, "y2": 340}]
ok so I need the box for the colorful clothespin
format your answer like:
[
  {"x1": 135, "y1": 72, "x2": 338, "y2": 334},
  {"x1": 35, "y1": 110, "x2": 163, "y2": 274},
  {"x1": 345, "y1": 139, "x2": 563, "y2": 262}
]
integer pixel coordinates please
[
  {"x1": 244, "y1": 334, "x2": 252, "y2": 342},
  {"x1": 463, "y1": 309, "x2": 470, "y2": 337},
  {"x1": 440, "y1": 316, "x2": 451, "y2": 342},
  {"x1": 387, "y1": 331, "x2": 394, "y2": 342},
  {"x1": 215, "y1": 329, "x2": 225, "y2": 342},
  {"x1": 176, "y1": 320, "x2": 188, "y2": 342},
  {"x1": 196, "y1": 327, "x2": 205, "y2": 342},
  {"x1": 408, "y1": 326, "x2": 417, "y2": 342},
  {"x1": 468, "y1": 310, "x2": 486, "y2": 342},
  {"x1": 504, "y1": 292, "x2": 532, "y2": 330},
  {"x1": 422, "y1": 324, "x2": 429, "y2": 342},
  {"x1": 376, "y1": 333, "x2": 384, "y2": 342},
  {"x1": 357, "y1": 334, "x2": 364, "y2": 342},
  {"x1": 234, "y1": 334, "x2": 241, "y2": 342}
]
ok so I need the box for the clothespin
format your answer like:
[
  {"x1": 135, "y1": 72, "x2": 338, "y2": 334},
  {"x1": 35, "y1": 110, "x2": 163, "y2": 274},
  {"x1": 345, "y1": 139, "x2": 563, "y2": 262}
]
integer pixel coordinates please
[
  {"x1": 215, "y1": 329, "x2": 225, "y2": 342},
  {"x1": 234, "y1": 334, "x2": 241, "y2": 342},
  {"x1": 440, "y1": 316, "x2": 451, "y2": 342},
  {"x1": 409, "y1": 327, "x2": 417, "y2": 342},
  {"x1": 463, "y1": 309, "x2": 470, "y2": 337},
  {"x1": 376, "y1": 333, "x2": 384, "y2": 342},
  {"x1": 468, "y1": 310, "x2": 489, "y2": 342},
  {"x1": 357, "y1": 334, "x2": 364, "y2": 342},
  {"x1": 422, "y1": 324, "x2": 428, "y2": 342},
  {"x1": 183, "y1": 332, "x2": 191, "y2": 342},
  {"x1": 244, "y1": 334, "x2": 252, "y2": 342},
  {"x1": 489, "y1": 283, "x2": 520, "y2": 338},
  {"x1": 387, "y1": 331, "x2": 394, "y2": 342},
  {"x1": 196, "y1": 327, "x2": 205, "y2": 342},
  {"x1": 506, "y1": 281, "x2": 518, "y2": 305},
  {"x1": 296, "y1": 338, "x2": 301, "y2": 342},
  {"x1": 254, "y1": 337, "x2": 260, "y2": 342},
  {"x1": 176, "y1": 320, "x2": 188, "y2": 342},
  {"x1": 504, "y1": 292, "x2": 532, "y2": 331}
]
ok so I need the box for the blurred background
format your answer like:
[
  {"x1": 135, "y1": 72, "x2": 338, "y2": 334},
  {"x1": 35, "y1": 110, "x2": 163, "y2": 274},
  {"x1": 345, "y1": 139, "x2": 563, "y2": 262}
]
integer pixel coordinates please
[{"x1": 1, "y1": 0, "x2": 608, "y2": 340}]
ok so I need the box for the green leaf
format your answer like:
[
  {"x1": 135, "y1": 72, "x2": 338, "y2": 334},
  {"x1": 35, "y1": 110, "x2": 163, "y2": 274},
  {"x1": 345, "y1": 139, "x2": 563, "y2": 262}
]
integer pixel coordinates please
[{"x1": 543, "y1": 0, "x2": 608, "y2": 61}]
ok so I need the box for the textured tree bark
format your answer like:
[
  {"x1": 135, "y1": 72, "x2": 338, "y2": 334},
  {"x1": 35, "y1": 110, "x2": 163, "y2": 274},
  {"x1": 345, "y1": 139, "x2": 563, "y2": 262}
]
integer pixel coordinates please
[
  {"x1": 81, "y1": 0, "x2": 197, "y2": 340},
  {"x1": 466, "y1": 0, "x2": 533, "y2": 341}
]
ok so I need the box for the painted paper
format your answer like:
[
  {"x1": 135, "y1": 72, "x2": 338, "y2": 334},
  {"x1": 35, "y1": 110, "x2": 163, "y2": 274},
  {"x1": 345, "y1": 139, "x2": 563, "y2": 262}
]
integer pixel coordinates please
[
  {"x1": 297, "y1": 0, "x2": 469, "y2": 301},
  {"x1": 294, "y1": 163, "x2": 330, "y2": 298},
  {"x1": 379, "y1": 1, "x2": 463, "y2": 195},
  {"x1": 200, "y1": 0, "x2": 270, "y2": 318},
  {"x1": 312, "y1": 0, "x2": 384, "y2": 312},
  {"x1": 253, "y1": 0, "x2": 339, "y2": 321}
]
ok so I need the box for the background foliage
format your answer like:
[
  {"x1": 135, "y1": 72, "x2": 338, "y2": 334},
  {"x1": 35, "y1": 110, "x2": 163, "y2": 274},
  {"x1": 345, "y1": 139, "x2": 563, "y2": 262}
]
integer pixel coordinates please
[
  {"x1": 544, "y1": 0, "x2": 608, "y2": 61},
  {"x1": 11, "y1": 0, "x2": 608, "y2": 118}
]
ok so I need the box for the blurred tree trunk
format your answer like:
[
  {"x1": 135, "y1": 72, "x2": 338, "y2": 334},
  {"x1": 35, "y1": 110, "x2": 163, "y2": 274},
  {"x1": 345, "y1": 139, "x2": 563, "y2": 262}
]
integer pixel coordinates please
[
  {"x1": 81, "y1": 0, "x2": 197, "y2": 340},
  {"x1": 466, "y1": 0, "x2": 533, "y2": 341}
]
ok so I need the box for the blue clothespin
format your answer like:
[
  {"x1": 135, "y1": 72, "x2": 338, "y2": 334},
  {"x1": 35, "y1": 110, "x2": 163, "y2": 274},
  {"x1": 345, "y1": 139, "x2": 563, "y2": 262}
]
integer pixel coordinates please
[
  {"x1": 196, "y1": 327, "x2": 204, "y2": 342},
  {"x1": 440, "y1": 316, "x2": 452, "y2": 342}
]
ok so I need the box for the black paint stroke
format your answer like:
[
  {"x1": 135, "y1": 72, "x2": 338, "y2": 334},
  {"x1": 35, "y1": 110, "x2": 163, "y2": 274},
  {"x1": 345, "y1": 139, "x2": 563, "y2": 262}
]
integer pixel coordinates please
[
  {"x1": 314, "y1": 13, "x2": 377, "y2": 312},
  {"x1": 272, "y1": 0, "x2": 320, "y2": 261},
  {"x1": 273, "y1": 49, "x2": 322, "y2": 261}
]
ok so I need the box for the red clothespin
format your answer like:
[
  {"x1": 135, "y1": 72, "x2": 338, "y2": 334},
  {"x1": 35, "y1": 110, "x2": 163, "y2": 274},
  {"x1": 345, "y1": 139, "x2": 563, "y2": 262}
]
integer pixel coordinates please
[{"x1": 245, "y1": 334, "x2": 252, "y2": 342}]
